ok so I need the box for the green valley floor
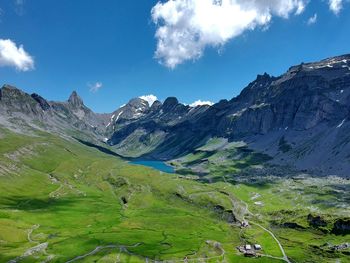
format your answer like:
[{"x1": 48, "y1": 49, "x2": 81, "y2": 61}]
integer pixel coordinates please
[{"x1": 0, "y1": 128, "x2": 349, "y2": 262}]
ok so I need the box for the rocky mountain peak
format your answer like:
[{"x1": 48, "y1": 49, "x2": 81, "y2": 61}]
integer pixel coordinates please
[
  {"x1": 242, "y1": 72, "x2": 274, "y2": 92},
  {"x1": 234, "y1": 72, "x2": 275, "y2": 105},
  {"x1": 1, "y1": 84, "x2": 26, "y2": 100},
  {"x1": 108, "y1": 98, "x2": 150, "y2": 125},
  {"x1": 0, "y1": 85, "x2": 38, "y2": 108},
  {"x1": 68, "y1": 91, "x2": 84, "y2": 108},
  {"x1": 162, "y1": 97, "x2": 179, "y2": 111},
  {"x1": 127, "y1": 98, "x2": 150, "y2": 109},
  {"x1": 1, "y1": 84, "x2": 18, "y2": 90},
  {"x1": 0, "y1": 84, "x2": 46, "y2": 117},
  {"x1": 256, "y1": 72, "x2": 271, "y2": 81},
  {"x1": 150, "y1": 100, "x2": 162, "y2": 111}
]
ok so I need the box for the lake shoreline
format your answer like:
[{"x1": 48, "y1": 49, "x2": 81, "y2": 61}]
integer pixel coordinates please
[{"x1": 129, "y1": 160, "x2": 175, "y2": 174}]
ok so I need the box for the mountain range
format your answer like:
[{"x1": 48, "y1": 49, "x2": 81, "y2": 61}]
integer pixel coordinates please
[{"x1": 1, "y1": 54, "x2": 350, "y2": 177}]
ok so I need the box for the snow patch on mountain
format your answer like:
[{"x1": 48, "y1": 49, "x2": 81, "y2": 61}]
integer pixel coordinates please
[
  {"x1": 115, "y1": 111, "x2": 123, "y2": 122},
  {"x1": 337, "y1": 119, "x2": 346, "y2": 128},
  {"x1": 190, "y1": 100, "x2": 214, "y2": 107},
  {"x1": 139, "y1": 95, "x2": 157, "y2": 106}
]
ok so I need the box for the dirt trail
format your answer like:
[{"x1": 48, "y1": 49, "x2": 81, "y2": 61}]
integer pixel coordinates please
[{"x1": 27, "y1": 224, "x2": 40, "y2": 243}]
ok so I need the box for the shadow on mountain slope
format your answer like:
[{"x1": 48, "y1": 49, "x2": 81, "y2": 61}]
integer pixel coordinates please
[{"x1": 74, "y1": 138, "x2": 122, "y2": 158}]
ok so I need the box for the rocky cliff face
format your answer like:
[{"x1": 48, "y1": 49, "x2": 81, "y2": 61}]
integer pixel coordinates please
[
  {"x1": 106, "y1": 54, "x2": 350, "y2": 176},
  {"x1": 0, "y1": 85, "x2": 44, "y2": 116},
  {"x1": 224, "y1": 57, "x2": 349, "y2": 134}
]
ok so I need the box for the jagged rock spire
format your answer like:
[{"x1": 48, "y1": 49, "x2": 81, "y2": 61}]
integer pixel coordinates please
[{"x1": 68, "y1": 91, "x2": 84, "y2": 107}]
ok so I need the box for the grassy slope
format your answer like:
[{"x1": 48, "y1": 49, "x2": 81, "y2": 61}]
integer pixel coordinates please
[
  {"x1": 171, "y1": 138, "x2": 272, "y2": 180},
  {"x1": 0, "y1": 128, "x2": 268, "y2": 263}
]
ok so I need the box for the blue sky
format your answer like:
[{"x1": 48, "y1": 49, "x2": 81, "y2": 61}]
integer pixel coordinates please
[{"x1": 0, "y1": 0, "x2": 349, "y2": 112}]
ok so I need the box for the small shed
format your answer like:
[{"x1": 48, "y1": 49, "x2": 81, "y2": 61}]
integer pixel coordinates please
[
  {"x1": 254, "y1": 244, "x2": 262, "y2": 250},
  {"x1": 245, "y1": 244, "x2": 252, "y2": 250}
]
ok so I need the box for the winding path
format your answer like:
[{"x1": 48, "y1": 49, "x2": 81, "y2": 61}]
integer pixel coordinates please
[
  {"x1": 250, "y1": 222, "x2": 291, "y2": 263},
  {"x1": 65, "y1": 245, "x2": 118, "y2": 263},
  {"x1": 227, "y1": 191, "x2": 290, "y2": 263},
  {"x1": 220, "y1": 175, "x2": 290, "y2": 263},
  {"x1": 64, "y1": 240, "x2": 226, "y2": 263},
  {"x1": 65, "y1": 243, "x2": 142, "y2": 263}
]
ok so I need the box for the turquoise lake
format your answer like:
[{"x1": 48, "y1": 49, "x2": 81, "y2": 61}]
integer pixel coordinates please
[{"x1": 130, "y1": 160, "x2": 175, "y2": 173}]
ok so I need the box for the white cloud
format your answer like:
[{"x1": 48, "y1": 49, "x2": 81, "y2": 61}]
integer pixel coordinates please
[
  {"x1": 0, "y1": 39, "x2": 34, "y2": 71},
  {"x1": 151, "y1": 0, "x2": 307, "y2": 68},
  {"x1": 88, "y1": 82, "x2": 103, "y2": 93},
  {"x1": 307, "y1": 13, "x2": 317, "y2": 25},
  {"x1": 190, "y1": 100, "x2": 214, "y2": 107},
  {"x1": 329, "y1": 0, "x2": 343, "y2": 14},
  {"x1": 139, "y1": 94, "x2": 158, "y2": 106}
]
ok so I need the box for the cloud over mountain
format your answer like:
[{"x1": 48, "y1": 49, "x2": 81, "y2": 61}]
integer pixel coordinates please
[
  {"x1": 151, "y1": 0, "x2": 306, "y2": 68},
  {"x1": 0, "y1": 39, "x2": 34, "y2": 71}
]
